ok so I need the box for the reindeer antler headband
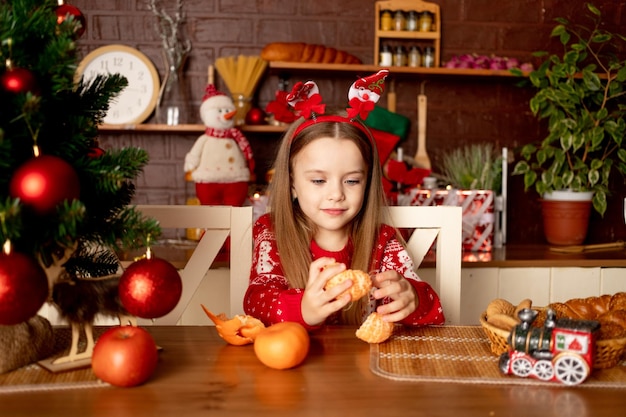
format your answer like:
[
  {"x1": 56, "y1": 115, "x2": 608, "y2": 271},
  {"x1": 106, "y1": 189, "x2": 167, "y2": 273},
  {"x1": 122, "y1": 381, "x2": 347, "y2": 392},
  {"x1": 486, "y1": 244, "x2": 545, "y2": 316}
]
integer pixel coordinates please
[{"x1": 286, "y1": 69, "x2": 389, "y2": 139}]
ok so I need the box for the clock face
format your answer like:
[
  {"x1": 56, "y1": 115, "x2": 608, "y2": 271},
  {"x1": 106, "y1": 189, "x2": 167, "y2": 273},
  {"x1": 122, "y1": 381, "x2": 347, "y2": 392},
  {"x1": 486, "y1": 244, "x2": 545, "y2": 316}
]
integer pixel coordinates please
[{"x1": 77, "y1": 45, "x2": 160, "y2": 125}]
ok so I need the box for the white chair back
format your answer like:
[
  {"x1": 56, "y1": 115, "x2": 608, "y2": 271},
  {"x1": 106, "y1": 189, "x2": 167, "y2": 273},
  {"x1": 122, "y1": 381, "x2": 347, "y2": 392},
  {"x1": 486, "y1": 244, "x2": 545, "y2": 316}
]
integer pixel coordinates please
[
  {"x1": 386, "y1": 206, "x2": 463, "y2": 324},
  {"x1": 134, "y1": 205, "x2": 253, "y2": 324}
]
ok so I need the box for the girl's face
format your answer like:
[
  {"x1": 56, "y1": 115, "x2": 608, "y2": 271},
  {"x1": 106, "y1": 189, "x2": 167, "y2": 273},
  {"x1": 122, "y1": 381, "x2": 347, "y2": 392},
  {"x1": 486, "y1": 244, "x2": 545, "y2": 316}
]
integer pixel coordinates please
[{"x1": 291, "y1": 137, "x2": 367, "y2": 248}]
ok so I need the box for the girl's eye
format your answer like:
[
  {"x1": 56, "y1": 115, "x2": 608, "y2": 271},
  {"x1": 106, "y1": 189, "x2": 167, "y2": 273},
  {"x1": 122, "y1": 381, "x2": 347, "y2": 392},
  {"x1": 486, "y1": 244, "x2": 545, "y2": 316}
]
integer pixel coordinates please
[
  {"x1": 345, "y1": 179, "x2": 362, "y2": 185},
  {"x1": 311, "y1": 179, "x2": 325, "y2": 185}
]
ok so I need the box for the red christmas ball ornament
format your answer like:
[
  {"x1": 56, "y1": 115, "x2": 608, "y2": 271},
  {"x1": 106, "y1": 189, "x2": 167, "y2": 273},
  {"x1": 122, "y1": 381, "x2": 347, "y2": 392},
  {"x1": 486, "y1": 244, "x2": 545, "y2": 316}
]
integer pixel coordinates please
[
  {"x1": 88, "y1": 146, "x2": 105, "y2": 159},
  {"x1": 0, "y1": 251, "x2": 50, "y2": 325},
  {"x1": 245, "y1": 107, "x2": 266, "y2": 125},
  {"x1": 118, "y1": 257, "x2": 182, "y2": 319},
  {"x1": 55, "y1": 3, "x2": 86, "y2": 38},
  {"x1": 10, "y1": 155, "x2": 80, "y2": 214},
  {"x1": 0, "y1": 67, "x2": 37, "y2": 94}
]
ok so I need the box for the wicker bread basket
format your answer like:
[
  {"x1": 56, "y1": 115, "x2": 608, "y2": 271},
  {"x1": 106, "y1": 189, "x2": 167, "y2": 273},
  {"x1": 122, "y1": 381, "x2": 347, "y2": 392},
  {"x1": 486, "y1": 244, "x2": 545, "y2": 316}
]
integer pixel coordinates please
[{"x1": 479, "y1": 310, "x2": 626, "y2": 369}]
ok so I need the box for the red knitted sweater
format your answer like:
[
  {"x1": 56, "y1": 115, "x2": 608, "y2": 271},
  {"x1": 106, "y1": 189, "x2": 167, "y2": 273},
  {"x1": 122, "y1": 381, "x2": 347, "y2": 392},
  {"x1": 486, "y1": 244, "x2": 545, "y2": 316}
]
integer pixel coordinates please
[{"x1": 244, "y1": 214, "x2": 445, "y2": 329}]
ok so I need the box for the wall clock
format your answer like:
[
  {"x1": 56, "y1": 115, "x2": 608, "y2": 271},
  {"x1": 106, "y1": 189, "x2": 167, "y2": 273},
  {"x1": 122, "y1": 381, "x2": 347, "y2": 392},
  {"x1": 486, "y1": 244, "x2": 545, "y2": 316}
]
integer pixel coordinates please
[{"x1": 76, "y1": 44, "x2": 160, "y2": 125}]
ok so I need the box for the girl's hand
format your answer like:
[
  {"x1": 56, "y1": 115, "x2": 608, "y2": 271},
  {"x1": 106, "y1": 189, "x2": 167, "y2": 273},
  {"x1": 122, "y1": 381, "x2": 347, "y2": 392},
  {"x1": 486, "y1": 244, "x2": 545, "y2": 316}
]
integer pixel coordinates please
[
  {"x1": 301, "y1": 258, "x2": 352, "y2": 326},
  {"x1": 371, "y1": 270, "x2": 417, "y2": 322}
]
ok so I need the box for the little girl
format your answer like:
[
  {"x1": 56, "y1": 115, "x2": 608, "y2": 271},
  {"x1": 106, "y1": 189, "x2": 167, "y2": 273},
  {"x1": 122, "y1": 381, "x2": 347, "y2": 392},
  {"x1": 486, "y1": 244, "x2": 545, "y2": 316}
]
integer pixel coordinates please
[{"x1": 244, "y1": 71, "x2": 444, "y2": 329}]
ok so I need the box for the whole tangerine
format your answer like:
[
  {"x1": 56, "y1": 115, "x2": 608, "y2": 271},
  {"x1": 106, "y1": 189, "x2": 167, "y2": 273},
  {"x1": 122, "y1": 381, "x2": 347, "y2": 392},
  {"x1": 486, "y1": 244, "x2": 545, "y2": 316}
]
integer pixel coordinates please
[{"x1": 253, "y1": 322, "x2": 310, "y2": 370}]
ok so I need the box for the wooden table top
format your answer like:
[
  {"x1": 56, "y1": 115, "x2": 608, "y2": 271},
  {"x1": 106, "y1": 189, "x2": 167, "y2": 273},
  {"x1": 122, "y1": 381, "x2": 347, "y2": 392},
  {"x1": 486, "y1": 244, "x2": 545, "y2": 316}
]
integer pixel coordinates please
[{"x1": 2, "y1": 326, "x2": 623, "y2": 416}]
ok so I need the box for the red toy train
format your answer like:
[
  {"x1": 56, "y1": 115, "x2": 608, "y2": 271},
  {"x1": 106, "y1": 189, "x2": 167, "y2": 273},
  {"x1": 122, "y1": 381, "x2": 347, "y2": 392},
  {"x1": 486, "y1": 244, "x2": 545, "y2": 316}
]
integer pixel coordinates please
[{"x1": 499, "y1": 308, "x2": 600, "y2": 385}]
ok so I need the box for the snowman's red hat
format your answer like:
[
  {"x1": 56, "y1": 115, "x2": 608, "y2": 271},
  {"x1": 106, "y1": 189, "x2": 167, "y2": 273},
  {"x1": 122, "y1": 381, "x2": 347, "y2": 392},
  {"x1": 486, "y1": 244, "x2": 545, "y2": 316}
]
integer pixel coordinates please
[
  {"x1": 202, "y1": 84, "x2": 227, "y2": 101},
  {"x1": 352, "y1": 70, "x2": 388, "y2": 95}
]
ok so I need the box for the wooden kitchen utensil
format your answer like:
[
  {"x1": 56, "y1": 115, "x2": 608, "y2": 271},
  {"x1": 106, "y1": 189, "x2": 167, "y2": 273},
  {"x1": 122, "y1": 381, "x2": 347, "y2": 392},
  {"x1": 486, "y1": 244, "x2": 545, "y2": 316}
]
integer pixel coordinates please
[
  {"x1": 549, "y1": 241, "x2": 625, "y2": 253},
  {"x1": 387, "y1": 79, "x2": 397, "y2": 113},
  {"x1": 414, "y1": 86, "x2": 431, "y2": 169}
]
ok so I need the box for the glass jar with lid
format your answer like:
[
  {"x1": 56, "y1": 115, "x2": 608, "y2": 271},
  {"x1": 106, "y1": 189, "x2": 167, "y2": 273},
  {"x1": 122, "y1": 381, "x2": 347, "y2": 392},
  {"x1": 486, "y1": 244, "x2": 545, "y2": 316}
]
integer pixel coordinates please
[
  {"x1": 408, "y1": 46, "x2": 422, "y2": 67},
  {"x1": 423, "y1": 46, "x2": 435, "y2": 68},
  {"x1": 406, "y1": 11, "x2": 418, "y2": 31},
  {"x1": 379, "y1": 44, "x2": 392, "y2": 66},
  {"x1": 392, "y1": 45, "x2": 406, "y2": 66},
  {"x1": 419, "y1": 11, "x2": 433, "y2": 32},
  {"x1": 380, "y1": 9, "x2": 392, "y2": 31},
  {"x1": 393, "y1": 10, "x2": 405, "y2": 31}
]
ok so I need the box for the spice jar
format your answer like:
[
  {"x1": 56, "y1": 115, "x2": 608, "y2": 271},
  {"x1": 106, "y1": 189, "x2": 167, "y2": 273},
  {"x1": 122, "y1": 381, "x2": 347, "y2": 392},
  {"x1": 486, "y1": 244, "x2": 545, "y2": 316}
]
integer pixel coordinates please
[
  {"x1": 392, "y1": 45, "x2": 406, "y2": 66},
  {"x1": 408, "y1": 46, "x2": 422, "y2": 67},
  {"x1": 419, "y1": 11, "x2": 433, "y2": 32},
  {"x1": 380, "y1": 9, "x2": 392, "y2": 31},
  {"x1": 379, "y1": 44, "x2": 392, "y2": 66},
  {"x1": 406, "y1": 11, "x2": 418, "y2": 31},
  {"x1": 423, "y1": 46, "x2": 435, "y2": 68},
  {"x1": 393, "y1": 10, "x2": 405, "y2": 31}
]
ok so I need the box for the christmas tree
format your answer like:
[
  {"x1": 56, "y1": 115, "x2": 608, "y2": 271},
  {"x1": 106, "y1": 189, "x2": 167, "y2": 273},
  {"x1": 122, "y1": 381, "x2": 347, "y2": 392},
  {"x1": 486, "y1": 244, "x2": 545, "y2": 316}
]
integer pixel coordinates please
[{"x1": 0, "y1": 0, "x2": 160, "y2": 327}]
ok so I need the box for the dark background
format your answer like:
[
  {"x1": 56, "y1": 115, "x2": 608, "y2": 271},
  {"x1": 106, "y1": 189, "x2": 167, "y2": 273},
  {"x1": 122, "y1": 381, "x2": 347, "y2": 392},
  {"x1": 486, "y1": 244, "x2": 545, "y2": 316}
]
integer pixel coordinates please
[{"x1": 71, "y1": 0, "x2": 626, "y2": 245}]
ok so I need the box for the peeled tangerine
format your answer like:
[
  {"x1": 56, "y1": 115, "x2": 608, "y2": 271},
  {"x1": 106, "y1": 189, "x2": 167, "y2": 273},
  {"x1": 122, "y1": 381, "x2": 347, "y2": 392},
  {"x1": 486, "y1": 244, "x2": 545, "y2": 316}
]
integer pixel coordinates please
[
  {"x1": 356, "y1": 312, "x2": 395, "y2": 343},
  {"x1": 324, "y1": 269, "x2": 372, "y2": 301},
  {"x1": 201, "y1": 304, "x2": 265, "y2": 346}
]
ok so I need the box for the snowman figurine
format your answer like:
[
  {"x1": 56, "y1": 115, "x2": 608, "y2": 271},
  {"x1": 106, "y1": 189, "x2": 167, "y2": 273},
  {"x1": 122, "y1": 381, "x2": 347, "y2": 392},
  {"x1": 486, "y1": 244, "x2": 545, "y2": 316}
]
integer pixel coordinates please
[{"x1": 184, "y1": 84, "x2": 255, "y2": 206}]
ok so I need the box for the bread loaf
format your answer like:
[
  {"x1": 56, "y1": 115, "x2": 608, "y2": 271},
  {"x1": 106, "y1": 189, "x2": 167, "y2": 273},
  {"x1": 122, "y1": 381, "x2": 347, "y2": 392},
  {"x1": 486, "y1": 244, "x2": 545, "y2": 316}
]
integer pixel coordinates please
[
  {"x1": 484, "y1": 294, "x2": 626, "y2": 340},
  {"x1": 261, "y1": 42, "x2": 362, "y2": 65},
  {"x1": 547, "y1": 292, "x2": 626, "y2": 340}
]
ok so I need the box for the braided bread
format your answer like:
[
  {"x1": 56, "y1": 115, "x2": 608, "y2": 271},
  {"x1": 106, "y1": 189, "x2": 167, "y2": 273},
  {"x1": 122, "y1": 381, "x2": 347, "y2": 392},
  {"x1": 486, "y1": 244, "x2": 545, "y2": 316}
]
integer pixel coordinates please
[
  {"x1": 484, "y1": 293, "x2": 626, "y2": 340},
  {"x1": 548, "y1": 293, "x2": 626, "y2": 339}
]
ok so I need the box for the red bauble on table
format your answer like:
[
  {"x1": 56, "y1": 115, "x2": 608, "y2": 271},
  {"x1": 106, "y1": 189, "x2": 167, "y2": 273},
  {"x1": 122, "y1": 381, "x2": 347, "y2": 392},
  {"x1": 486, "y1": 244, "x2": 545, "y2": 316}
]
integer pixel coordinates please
[
  {"x1": 0, "y1": 251, "x2": 50, "y2": 325},
  {"x1": 91, "y1": 326, "x2": 158, "y2": 387},
  {"x1": 0, "y1": 67, "x2": 37, "y2": 94},
  {"x1": 55, "y1": 3, "x2": 86, "y2": 38},
  {"x1": 118, "y1": 257, "x2": 182, "y2": 319},
  {"x1": 10, "y1": 155, "x2": 80, "y2": 214}
]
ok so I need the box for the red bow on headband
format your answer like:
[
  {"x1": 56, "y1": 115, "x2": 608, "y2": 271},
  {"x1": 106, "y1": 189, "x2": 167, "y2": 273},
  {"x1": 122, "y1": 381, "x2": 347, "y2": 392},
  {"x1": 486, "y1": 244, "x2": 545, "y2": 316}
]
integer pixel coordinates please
[
  {"x1": 286, "y1": 81, "x2": 326, "y2": 119},
  {"x1": 286, "y1": 70, "x2": 389, "y2": 123}
]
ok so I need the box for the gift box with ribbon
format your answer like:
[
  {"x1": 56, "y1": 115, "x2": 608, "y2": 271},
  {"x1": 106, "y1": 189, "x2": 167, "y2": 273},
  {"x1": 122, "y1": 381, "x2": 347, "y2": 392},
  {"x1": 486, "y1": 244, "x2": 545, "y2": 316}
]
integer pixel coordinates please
[{"x1": 401, "y1": 188, "x2": 495, "y2": 252}]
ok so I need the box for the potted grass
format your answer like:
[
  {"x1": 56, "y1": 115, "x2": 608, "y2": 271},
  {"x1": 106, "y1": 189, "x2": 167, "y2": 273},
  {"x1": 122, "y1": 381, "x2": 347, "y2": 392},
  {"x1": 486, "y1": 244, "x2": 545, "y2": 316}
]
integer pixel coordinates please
[
  {"x1": 512, "y1": 3, "x2": 626, "y2": 245},
  {"x1": 435, "y1": 143, "x2": 503, "y2": 252}
]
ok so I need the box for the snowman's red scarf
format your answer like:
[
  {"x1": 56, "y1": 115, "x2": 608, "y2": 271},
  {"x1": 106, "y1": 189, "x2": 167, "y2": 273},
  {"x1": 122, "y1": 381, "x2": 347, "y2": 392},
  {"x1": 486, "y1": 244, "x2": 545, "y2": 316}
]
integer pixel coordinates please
[{"x1": 204, "y1": 127, "x2": 255, "y2": 173}]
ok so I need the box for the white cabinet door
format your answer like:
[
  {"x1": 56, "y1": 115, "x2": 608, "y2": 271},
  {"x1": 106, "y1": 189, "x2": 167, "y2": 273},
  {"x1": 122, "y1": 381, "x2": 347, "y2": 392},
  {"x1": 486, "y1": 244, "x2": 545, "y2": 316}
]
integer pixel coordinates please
[
  {"x1": 601, "y1": 268, "x2": 626, "y2": 294},
  {"x1": 550, "y1": 267, "x2": 601, "y2": 302},
  {"x1": 498, "y1": 268, "x2": 551, "y2": 307},
  {"x1": 461, "y1": 268, "x2": 498, "y2": 325}
]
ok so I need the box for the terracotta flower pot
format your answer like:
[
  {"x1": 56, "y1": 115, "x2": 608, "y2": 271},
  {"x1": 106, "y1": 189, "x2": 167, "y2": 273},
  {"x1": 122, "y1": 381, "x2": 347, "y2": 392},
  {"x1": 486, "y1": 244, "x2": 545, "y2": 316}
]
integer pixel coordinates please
[{"x1": 540, "y1": 191, "x2": 593, "y2": 245}]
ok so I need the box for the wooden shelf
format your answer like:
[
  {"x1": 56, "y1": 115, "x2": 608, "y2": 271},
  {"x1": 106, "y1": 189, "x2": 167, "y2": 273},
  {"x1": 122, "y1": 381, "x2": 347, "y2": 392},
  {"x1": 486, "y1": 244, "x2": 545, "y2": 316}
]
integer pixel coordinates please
[
  {"x1": 374, "y1": 0, "x2": 442, "y2": 66},
  {"x1": 98, "y1": 123, "x2": 287, "y2": 133},
  {"x1": 268, "y1": 61, "x2": 528, "y2": 78}
]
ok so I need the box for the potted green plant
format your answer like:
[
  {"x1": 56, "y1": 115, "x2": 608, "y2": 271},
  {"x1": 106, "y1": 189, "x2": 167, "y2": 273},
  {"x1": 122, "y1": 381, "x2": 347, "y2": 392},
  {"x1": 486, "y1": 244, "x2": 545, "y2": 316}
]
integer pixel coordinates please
[
  {"x1": 512, "y1": 3, "x2": 626, "y2": 244},
  {"x1": 439, "y1": 143, "x2": 502, "y2": 193},
  {"x1": 434, "y1": 143, "x2": 503, "y2": 252}
]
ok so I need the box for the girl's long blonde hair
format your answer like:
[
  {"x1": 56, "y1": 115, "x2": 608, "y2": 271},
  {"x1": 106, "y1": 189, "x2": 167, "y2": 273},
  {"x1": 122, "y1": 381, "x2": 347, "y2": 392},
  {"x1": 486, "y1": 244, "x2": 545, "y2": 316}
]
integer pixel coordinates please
[{"x1": 267, "y1": 115, "x2": 388, "y2": 324}]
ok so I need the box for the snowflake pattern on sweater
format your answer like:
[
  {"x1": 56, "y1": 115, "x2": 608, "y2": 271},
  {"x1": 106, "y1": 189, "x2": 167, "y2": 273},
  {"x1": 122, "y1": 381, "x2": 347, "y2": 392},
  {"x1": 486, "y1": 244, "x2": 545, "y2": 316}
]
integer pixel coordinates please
[{"x1": 244, "y1": 214, "x2": 445, "y2": 329}]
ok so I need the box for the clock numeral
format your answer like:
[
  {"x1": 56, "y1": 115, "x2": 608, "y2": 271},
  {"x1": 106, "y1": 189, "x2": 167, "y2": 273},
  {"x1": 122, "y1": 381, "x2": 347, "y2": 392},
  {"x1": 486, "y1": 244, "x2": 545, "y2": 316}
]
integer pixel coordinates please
[
  {"x1": 99, "y1": 60, "x2": 109, "y2": 71},
  {"x1": 113, "y1": 57, "x2": 124, "y2": 67},
  {"x1": 137, "y1": 70, "x2": 145, "y2": 81}
]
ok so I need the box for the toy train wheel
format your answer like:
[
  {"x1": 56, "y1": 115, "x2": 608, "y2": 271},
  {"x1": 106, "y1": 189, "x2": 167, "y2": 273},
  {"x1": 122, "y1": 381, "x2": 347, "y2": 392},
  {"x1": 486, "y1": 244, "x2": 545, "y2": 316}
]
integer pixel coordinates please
[
  {"x1": 553, "y1": 353, "x2": 589, "y2": 386},
  {"x1": 510, "y1": 357, "x2": 532, "y2": 377},
  {"x1": 532, "y1": 360, "x2": 554, "y2": 381}
]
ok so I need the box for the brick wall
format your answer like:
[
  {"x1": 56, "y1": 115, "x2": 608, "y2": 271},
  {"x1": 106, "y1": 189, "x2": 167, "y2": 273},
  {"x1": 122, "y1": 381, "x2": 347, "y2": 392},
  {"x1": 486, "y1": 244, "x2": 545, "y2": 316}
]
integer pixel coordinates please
[{"x1": 72, "y1": 0, "x2": 626, "y2": 244}]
